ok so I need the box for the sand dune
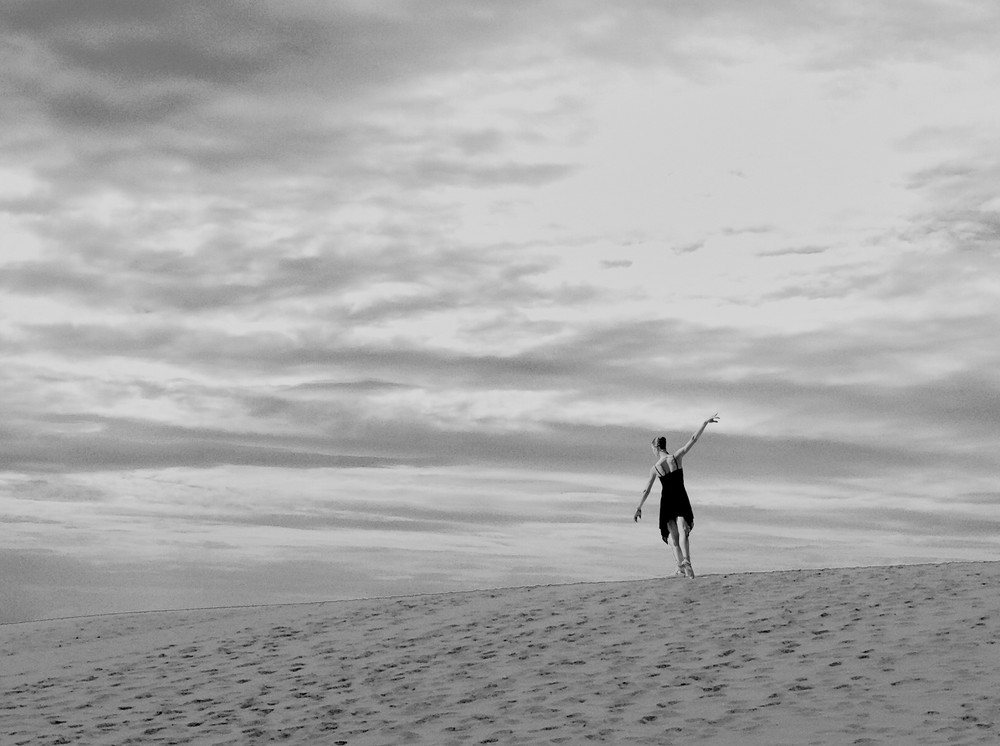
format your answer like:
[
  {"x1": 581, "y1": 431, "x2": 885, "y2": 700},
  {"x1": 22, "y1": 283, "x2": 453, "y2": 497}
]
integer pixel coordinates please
[{"x1": 2, "y1": 562, "x2": 998, "y2": 744}]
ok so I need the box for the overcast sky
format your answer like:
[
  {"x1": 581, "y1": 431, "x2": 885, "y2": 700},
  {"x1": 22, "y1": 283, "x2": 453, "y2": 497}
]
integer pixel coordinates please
[{"x1": 2, "y1": 0, "x2": 999, "y2": 623}]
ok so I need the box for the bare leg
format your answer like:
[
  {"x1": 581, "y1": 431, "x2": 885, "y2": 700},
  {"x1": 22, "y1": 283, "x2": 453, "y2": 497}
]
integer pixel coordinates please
[
  {"x1": 664, "y1": 521, "x2": 685, "y2": 573},
  {"x1": 677, "y1": 517, "x2": 691, "y2": 563},
  {"x1": 676, "y1": 517, "x2": 694, "y2": 577}
]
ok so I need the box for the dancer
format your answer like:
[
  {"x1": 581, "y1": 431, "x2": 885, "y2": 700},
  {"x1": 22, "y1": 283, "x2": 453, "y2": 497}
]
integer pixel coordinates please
[{"x1": 634, "y1": 414, "x2": 719, "y2": 578}]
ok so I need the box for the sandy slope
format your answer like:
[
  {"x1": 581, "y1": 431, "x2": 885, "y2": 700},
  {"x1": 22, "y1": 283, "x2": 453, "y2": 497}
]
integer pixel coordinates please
[{"x1": 2, "y1": 562, "x2": 998, "y2": 745}]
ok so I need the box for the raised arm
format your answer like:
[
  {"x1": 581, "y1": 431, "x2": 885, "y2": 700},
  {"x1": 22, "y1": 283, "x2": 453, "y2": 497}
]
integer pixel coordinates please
[{"x1": 674, "y1": 413, "x2": 719, "y2": 459}]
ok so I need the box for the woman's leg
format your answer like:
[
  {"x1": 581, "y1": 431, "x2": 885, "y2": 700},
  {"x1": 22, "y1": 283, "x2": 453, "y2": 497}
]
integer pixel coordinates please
[
  {"x1": 676, "y1": 517, "x2": 691, "y2": 563},
  {"x1": 676, "y1": 517, "x2": 694, "y2": 577},
  {"x1": 663, "y1": 520, "x2": 684, "y2": 569}
]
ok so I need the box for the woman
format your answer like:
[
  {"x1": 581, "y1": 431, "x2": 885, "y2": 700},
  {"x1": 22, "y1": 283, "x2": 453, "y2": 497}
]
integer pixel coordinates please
[{"x1": 634, "y1": 414, "x2": 719, "y2": 579}]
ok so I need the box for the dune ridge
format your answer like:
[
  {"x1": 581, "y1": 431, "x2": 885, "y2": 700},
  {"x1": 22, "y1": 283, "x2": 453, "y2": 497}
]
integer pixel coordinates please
[{"x1": 2, "y1": 561, "x2": 998, "y2": 744}]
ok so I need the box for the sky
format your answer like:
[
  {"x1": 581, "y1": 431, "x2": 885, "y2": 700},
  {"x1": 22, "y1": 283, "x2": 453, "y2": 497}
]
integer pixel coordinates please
[{"x1": 2, "y1": 0, "x2": 999, "y2": 623}]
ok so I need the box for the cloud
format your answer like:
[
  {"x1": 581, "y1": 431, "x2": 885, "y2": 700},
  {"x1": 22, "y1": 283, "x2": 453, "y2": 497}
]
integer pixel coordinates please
[
  {"x1": 702, "y1": 502, "x2": 1000, "y2": 542},
  {"x1": 723, "y1": 224, "x2": 774, "y2": 236},
  {"x1": 0, "y1": 0, "x2": 591, "y2": 286},
  {"x1": 285, "y1": 379, "x2": 412, "y2": 394},
  {"x1": 0, "y1": 259, "x2": 112, "y2": 300},
  {"x1": 1, "y1": 1, "x2": 458, "y2": 126},
  {"x1": 182, "y1": 500, "x2": 532, "y2": 534},
  {"x1": 799, "y1": 2, "x2": 1000, "y2": 71},
  {"x1": 402, "y1": 159, "x2": 575, "y2": 189},
  {"x1": 0, "y1": 415, "x2": 408, "y2": 473},
  {"x1": 3, "y1": 0, "x2": 1000, "y2": 620},
  {"x1": 4, "y1": 477, "x2": 109, "y2": 502},
  {"x1": 4, "y1": 302, "x2": 997, "y2": 480},
  {"x1": 0, "y1": 0, "x2": 607, "y2": 145},
  {"x1": 954, "y1": 492, "x2": 1000, "y2": 507},
  {"x1": 0, "y1": 548, "x2": 100, "y2": 622},
  {"x1": 673, "y1": 241, "x2": 704, "y2": 254},
  {"x1": 0, "y1": 402, "x2": 939, "y2": 484},
  {"x1": 0, "y1": 233, "x2": 581, "y2": 337},
  {"x1": 3, "y1": 1, "x2": 281, "y2": 129},
  {"x1": 0, "y1": 514, "x2": 61, "y2": 524},
  {"x1": 759, "y1": 245, "x2": 830, "y2": 257}
]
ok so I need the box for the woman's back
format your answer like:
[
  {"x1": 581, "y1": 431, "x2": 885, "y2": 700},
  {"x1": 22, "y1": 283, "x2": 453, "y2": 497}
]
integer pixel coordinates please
[{"x1": 654, "y1": 453, "x2": 681, "y2": 476}]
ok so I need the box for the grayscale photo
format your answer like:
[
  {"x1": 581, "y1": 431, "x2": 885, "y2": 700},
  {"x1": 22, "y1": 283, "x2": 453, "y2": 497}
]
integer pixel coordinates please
[{"x1": 2, "y1": 1, "x2": 998, "y2": 743}]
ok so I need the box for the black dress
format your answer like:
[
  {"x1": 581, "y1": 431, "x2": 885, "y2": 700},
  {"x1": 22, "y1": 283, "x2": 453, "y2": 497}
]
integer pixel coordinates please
[{"x1": 658, "y1": 466, "x2": 694, "y2": 541}]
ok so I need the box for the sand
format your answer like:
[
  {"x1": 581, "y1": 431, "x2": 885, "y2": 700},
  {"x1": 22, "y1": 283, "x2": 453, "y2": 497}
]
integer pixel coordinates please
[{"x1": 2, "y1": 561, "x2": 998, "y2": 745}]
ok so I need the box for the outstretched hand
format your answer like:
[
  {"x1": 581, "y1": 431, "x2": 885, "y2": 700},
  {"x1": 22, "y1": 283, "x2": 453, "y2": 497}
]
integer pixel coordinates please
[
  {"x1": 705, "y1": 413, "x2": 720, "y2": 424},
  {"x1": 633, "y1": 507, "x2": 642, "y2": 522}
]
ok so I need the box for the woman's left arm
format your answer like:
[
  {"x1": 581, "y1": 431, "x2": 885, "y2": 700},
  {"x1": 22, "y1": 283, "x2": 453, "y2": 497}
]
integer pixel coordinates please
[
  {"x1": 634, "y1": 471, "x2": 658, "y2": 522},
  {"x1": 674, "y1": 413, "x2": 719, "y2": 458}
]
